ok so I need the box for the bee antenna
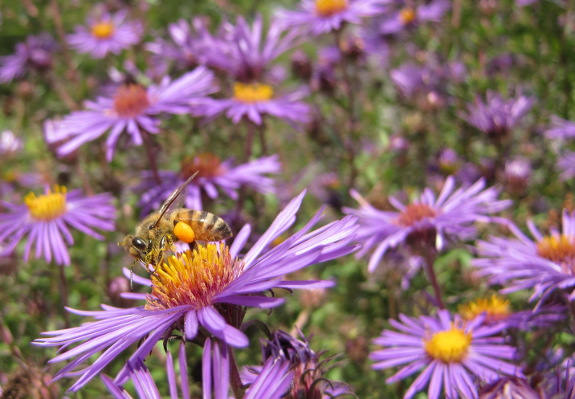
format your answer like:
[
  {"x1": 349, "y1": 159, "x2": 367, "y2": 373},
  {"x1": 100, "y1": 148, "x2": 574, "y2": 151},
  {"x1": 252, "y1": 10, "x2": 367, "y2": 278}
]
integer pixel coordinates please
[{"x1": 150, "y1": 171, "x2": 199, "y2": 229}]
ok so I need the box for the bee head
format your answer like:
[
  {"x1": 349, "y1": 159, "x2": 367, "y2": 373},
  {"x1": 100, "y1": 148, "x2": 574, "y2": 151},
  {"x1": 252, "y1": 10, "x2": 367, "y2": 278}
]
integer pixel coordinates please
[{"x1": 120, "y1": 234, "x2": 149, "y2": 259}]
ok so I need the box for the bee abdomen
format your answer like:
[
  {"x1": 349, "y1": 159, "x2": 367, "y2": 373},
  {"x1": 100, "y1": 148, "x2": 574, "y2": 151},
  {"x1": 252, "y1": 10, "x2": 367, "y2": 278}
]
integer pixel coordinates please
[{"x1": 174, "y1": 209, "x2": 232, "y2": 242}]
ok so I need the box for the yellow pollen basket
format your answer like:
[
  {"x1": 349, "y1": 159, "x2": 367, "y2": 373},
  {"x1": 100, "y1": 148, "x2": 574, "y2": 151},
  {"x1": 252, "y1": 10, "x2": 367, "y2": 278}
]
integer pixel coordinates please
[
  {"x1": 315, "y1": 0, "x2": 348, "y2": 17},
  {"x1": 424, "y1": 325, "x2": 472, "y2": 363},
  {"x1": 25, "y1": 185, "x2": 68, "y2": 221},
  {"x1": 91, "y1": 21, "x2": 115, "y2": 39},
  {"x1": 537, "y1": 235, "x2": 575, "y2": 265},
  {"x1": 399, "y1": 8, "x2": 416, "y2": 25},
  {"x1": 459, "y1": 295, "x2": 511, "y2": 322},
  {"x1": 147, "y1": 244, "x2": 239, "y2": 310},
  {"x1": 233, "y1": 82, "x2": 274, "y2": 103},
  {"x1": 174, "y1": 222, "x2": 195, "y2": 243}
]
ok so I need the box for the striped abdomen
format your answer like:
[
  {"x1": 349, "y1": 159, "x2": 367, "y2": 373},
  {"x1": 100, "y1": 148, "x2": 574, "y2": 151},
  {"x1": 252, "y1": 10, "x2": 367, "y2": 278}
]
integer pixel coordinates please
[{"x1": 169, "y1": 209, "x2": 232, "y2": 242}]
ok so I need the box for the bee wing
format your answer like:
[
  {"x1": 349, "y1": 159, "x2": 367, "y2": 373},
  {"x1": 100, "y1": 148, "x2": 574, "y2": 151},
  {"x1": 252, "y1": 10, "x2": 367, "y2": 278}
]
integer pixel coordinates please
[{"x1": 150, "y1": 171, "x2": 199, "y2": 229}]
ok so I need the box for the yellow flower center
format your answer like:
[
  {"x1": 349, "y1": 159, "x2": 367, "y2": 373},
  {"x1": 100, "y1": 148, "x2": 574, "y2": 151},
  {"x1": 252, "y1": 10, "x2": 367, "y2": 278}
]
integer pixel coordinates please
[
  {"x1": 180, "y1": 152, "x2": 223, "y2": 180},
  {"x1": 113, "y1": 84, "x2": 151, "y2": 118},
  {"x1": 91, "y1": 21, "x2": 115, "y2": 39},
  {"x1": 424, "y1": 325, "x2": 472, "y2": 363},
  {"x1": 399, "y1": 8, "x2": 416, "y2": 25},
  {"x1": 537, "y1": 235, "x2": 575, "y2": 274},
  {"x1": 396, "y1": 203, "x2": 437, "y2": 227},
  {"x1": 459, "y1": 295, "x2": 511, "y2": 322},
  {"x1": 25, "y1": 185, "x2": 67, "y2": 221},
  {"x1": 233, "y1": 82, "x2": 274, "y2": 103},
  {"x1": 315, "y1": 0, "x2": 348, "y2": 17},
  {"x1": 145, "y1": 244, "x2": 243, "y2": 310}
]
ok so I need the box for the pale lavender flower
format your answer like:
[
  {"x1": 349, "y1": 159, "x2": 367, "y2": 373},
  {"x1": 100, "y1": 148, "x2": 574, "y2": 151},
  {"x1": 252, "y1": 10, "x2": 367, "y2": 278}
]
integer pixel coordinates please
[
  {"x1": 371, "y1": 310, "x2": 522, "y2": 399},
  {"x1": 473, "y1": 209, "x2": 575, "y2": 303},
  {"x1": 545, "y1": 115, "x2": 575, "y2": 140},
  {"x1": 48, "y1": 67, "x2": 216, "y2": 161},
  {"x1": 463, "y1": 91, "x2": 535, "y2": 138},
  {"x1": 0, "y1": 186, "x2": 115, "y2": 265},
  {"x1": 0, "y1": 33, "x2": 57, "y2": 83},
  {"x1": 505, "y1": 157, "x2": 532, "y2": 194},
  {"x1": 344, "y1": 176, "x2": 510, "y2": 272},
  {"x1": 67, "y1": 10, "x2": 142, "y2": 58},
  {"x1": 479, "y1": 377, "x2": 542, "y2": 398},
  {"x1": 377, "y1": 0, "x2": 450, "y2": 35},
  {"x1": 557, "y1": 151, "x2": 575, "y2": 181},
  {"x1": 275, "y1": 0, "x2": 386, "y2": 36},
  {"x1": 33, "y1": 192, "x2": 358, "y2": 391},
  {"x1": 136, "y1": 154, "x2": 281, "y2": 214},
  {"x1": 145, "y1": 18, "x2": 230, "y2": 71},
  {"x1": 0, "y1": 130, "x2": 22, "y2": 155}
]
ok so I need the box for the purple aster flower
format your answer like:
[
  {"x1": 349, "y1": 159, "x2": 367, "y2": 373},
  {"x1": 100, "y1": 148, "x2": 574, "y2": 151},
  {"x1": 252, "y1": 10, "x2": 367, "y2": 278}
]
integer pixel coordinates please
[
  {"x1": 0, "y1": 186, "x2": 115, "y2": 265},
  {"x1": 478, "y1": 376, "x2": 542, "y2": 398},
  {"x1": 243, "y1": 330, "x2": 354, "y2": 398},
  {"x1": 463, "y1": 91, "x2": 535, "y2": 139},
  {"x1": 145, "y1": 17, "x2": 230, "y2": 71},
  {"x1": 371, "y1": 309, "x2": 522, "y2": 399},
  {"x1": 67, "y1": 10, "x2": 143, "y2": 58},
  {"x1": 33, "y1": 192, "x2": 358, "y2": 391},
  {"x1": 473, "y1": 209, "x2": 575, "y2": 303},
  {"x1": 391, "y1": 60, "x2": 465, "y2": 110},
  {"x1": 196, "y1": 16, "x2": 310, "y2": 126},
  {"x1": 136, "y1": 153, "x2": 281, "y2": 214},
  {"x1": 48, "y1": 67, "x2": 216, "y2": 161},
  {"x1": 557, "y1": 151, "x2": 575, "y2": 181},
  {"x1": 275, "y1": 0, "x2": 386, "y2": 36},
  {"x1": 377, "y1": 0, "x2": 450, "y2": 36},
  {"x1": 0, "y1": 33, "x2": 57, "y2": 83},
  {"x1": 344, "y1": 176, "x2": 511, "y2": 272},
  {"x1": 545, "y1": 115, "x2": 575, "y2": 140}
]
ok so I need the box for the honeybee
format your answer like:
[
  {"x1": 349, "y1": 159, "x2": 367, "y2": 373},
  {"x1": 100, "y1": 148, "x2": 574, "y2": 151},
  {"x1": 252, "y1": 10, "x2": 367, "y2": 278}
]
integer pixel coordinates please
[{"x1": 121, "y1": 171, "x2": 233, "y2": 275}]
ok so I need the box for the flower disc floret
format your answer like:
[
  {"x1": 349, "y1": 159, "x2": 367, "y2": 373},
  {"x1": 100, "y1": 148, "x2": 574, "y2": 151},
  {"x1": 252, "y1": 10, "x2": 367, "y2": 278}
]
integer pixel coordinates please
[
  {"x1": 25, "y1": 185, "x2": 67, "y2": 221},
  {"x1": 315, "y1": 0, "x2": 348, "y2": 16},
  {"x1": 91, "y1": 21, "x2": 115, "y2": 39},
  {"x1": 459, "y1": 295, "x2": 511, "y2": 322},
  {"x1": 536, "y1": 235, "x2": 575, "y2": 272},
  {"x1": 424, "y1": 325, "x2": 471, "y2": 363},
  {"x1": 399, "y1": 8, "x2": 416, "y2": 24},
  {"x1": 113, "y1": 84, "x2": 151, "y2": 118},
  {"x1": 180, "y1": 152, "x2": 223, "y2": 180},
  {"x1": 233, "y1": 82, "x2": 274, "y2": 103},
  {"x1": 396, "y1": 203, "x2": 437, "y2": 227},
  {"x1": 146, "y1": 244, "x2": 243, "y2": 310}
]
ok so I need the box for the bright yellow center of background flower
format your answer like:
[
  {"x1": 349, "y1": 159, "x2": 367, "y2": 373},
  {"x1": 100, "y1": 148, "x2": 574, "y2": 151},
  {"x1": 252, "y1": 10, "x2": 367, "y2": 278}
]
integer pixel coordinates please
[
  {"x1": 399, "y1": 8, "x2": 416, "y2": 25},
  {"x1": 315, "y1": 0, "x2": 348, "y2": 16},
  {"x1": 113, "y1": 84, "x2": 151, "y2": 118},
  {"x1": 25, "y1": 185, "x2": 67, "y2": 221},
  {"x1": 146, "y1": 244, "x2": 242, "y2": 310},
  {"x1": 91, "y1": 21, "x2": 115, "y2": 39},
  {"x1": 537, "y1": 235, "x2": 575, "y2": 263},
  {"x1": 459, "y1": 295, "x2": 511, "y2": 322},
  {"x1": 233, "y1": 82, "x2": 274, "y2": 103},
  {"x1": 424, "y1": 325, "x2": 472, "y2": 363},
  {"x1": 396, "y1": 203, "x2": 437, "y2": 227},
  {"x1": 180, "y1": 152, "x2": 223, "y2": 180}
]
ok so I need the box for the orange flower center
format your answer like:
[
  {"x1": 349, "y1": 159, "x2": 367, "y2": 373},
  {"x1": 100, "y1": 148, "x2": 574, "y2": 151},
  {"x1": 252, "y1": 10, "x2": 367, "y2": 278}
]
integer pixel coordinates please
[
  {"x1": 315, "y1": 0, "x2": 348, "y2": 17},
  {"x1": 91, "y1": 21, "x2": 115, "y2": 39},
  {"x1": 459, "y1": 295, "x2": 511, "y2": 322},
  {"x1": 233, "y1": 82, "x2": 274, "y2": 103},
  {"x1": 180, "y1": 152, "x2": 223, "y2": 180},
  {"x1": 396, "y1": 203, "x2": 437, "y2": 227},
  {"x1": 537, "y1": 235, "x2": 575, "y2": 274},
  {"x1": 399, "y1": 8, "x2": 416, "y2": 25},
  {"x1": 25, "y1": 185, "x2": 67, "y2": 221},
  {"x1": 113, "y1": 84, "x2": 150, "y2": 118},
  {"x1": 146, "y1": 244, "x2": 242, "y2": 310},
  {"x1": 424, "y1": 325, "x2": 472, "y2": 363}
]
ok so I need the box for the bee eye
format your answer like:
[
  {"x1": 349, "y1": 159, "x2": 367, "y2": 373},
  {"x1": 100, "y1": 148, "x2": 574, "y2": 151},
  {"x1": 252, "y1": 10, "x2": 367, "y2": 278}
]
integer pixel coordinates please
[{"x1": 132, "y1": 237, "x2": 147, "y2": 251}]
